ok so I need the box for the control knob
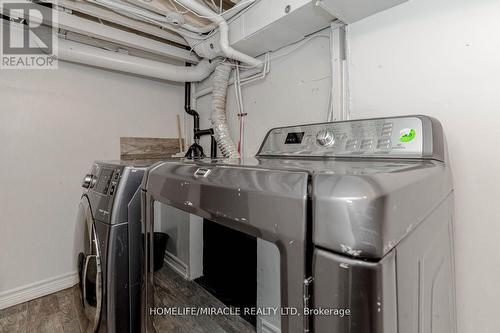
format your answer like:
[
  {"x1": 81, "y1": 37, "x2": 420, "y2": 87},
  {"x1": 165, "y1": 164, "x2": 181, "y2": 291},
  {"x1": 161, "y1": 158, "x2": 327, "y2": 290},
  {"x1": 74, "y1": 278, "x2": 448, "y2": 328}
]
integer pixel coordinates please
[
  {"x1": 82, "y1": 174, "x2": 93, "y2": 189},
  {"x1": 316, "y1": 129, "x2": 335, "y2": 147}
]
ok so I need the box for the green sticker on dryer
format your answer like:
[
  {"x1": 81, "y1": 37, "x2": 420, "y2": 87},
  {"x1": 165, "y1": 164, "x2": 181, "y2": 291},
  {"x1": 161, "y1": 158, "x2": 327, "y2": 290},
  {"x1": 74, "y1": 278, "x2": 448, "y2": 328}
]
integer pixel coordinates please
[{"x1": 399, "y1": 128, "x2": 416, "y2": 142}]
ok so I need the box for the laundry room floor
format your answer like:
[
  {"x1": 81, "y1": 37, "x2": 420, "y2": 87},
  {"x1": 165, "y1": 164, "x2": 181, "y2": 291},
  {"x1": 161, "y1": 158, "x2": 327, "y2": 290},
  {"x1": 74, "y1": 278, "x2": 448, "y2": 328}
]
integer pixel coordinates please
[
  {"x1": 154, "y1": 264, "x2": 256, "y2": 333},
  {"x1": 0, "y1": 285, "x2": 86, "y2": 333},
  {"x1": 1, "y1": 264, "x2": 257, "y2": 333}
]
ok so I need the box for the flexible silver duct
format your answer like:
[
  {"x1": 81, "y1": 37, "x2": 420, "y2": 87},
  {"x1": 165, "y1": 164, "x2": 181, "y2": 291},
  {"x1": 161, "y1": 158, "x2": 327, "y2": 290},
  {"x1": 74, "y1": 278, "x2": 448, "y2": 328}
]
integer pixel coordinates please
[{"x1": 211, "y1": 64, "x2": 240, "y2": 158}]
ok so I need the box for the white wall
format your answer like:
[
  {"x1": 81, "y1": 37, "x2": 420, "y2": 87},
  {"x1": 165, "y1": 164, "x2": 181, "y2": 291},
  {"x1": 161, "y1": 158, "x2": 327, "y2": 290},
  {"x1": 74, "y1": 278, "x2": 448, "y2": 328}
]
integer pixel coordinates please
[
  {"x1": 0, "y1": 61, "x2": 183, "y2": 308},
  {"x1": 195, "y1": 34, "x2": 332, "y2": 155},
  {"x1": 347, "y1": 0, "x2": 500, "y2": 332}
]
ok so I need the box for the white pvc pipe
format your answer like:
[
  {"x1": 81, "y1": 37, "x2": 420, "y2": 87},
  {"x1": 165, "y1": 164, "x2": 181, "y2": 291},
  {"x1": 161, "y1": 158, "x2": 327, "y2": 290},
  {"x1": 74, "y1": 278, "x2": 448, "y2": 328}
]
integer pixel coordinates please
[
  {"x1": 181, "y1": 0, "x2": 255, "y2": 34},
  {"x1": 176, "y1": 0, "x2": 262, "y2": 67},
  {"x1": 57, "y1": 39, "x2": 217, "y2": 82}
]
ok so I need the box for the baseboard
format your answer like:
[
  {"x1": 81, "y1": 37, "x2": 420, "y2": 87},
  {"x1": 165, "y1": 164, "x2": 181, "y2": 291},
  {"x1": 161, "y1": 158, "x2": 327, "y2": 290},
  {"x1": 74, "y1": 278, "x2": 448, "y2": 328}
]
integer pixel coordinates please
[
  {"x1": 164, "y1": 251, "x2": 188, "y2": 279},
  {"x1": 0, "y1": 272, "x2": 79, "y2": 310}
]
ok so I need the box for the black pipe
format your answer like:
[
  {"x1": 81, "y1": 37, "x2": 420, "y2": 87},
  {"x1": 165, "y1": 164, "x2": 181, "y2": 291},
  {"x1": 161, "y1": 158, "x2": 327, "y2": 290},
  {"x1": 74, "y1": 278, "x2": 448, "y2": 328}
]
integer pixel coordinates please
[
  {"x1": 195, "y1": 128, "x2": 213, "y2": 137},
  {"x1": 184, "y1": 80, "x2": 200, "y2": 135},
  {"x1": 184, "y1": 63, "x2": 217, "y2": 159},
  {"x1": 211, "y1": 136, "x2": 217, "y2": 159}
]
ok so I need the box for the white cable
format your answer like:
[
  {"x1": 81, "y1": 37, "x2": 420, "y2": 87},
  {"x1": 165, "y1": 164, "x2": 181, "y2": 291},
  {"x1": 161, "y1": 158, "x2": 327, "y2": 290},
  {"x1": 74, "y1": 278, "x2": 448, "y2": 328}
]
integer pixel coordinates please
[
  {"x1": 240, "y1": 71, "x2": 247, "y2": 150},
  {"x1": 221, "y1": 34, "x2": 330, "y2": 69},
  {"x1": 235, "y1": 63, "x2": 246, "y2": 156},
  {"x1": 84, "y1": 0, "x2": 256, "y2": 37},
  {"x1": 327, "y1": 27, "x2": 334, "y2": 121},
  {"x1": 168, "y1": 0, "x2": 187, "y2": 13},
  {"x1": 202, "y1": 0, "x2": 219, "y2": 12},
  {"x1": 220, "y1": 34, "x2": 329, "y2": 70},
  {"x1": 240, "y1": 52, "x2": 269, "y2": 85},
  {"x1": 233, "y1": 62, "x2": 243, "y2": 154},
  {"x1": 269, "y1": 34, "x2": 330, "y2": 62},
  {"x1": 173, "y1": 0, "x2": 256, "y2": 19},
  {"x1": 85, "y1": 0, "x2": 207, "y2": 40}
]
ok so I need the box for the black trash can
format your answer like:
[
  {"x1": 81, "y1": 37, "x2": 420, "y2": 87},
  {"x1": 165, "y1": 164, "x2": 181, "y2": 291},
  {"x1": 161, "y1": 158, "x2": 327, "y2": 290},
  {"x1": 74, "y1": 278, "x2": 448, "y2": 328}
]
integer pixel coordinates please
[{"x1": 153, "y1": 232, "x2": 169, "y2": 272}]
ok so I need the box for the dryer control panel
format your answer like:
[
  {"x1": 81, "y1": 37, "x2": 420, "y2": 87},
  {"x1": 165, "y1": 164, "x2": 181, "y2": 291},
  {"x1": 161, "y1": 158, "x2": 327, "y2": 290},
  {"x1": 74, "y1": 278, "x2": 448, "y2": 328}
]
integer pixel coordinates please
[
  {"x1": 94, "y1": 167, "x2": 120, "y2": 197},
  {"x1": 257, "y1": 115, "x2": 445, "y2": 161}
]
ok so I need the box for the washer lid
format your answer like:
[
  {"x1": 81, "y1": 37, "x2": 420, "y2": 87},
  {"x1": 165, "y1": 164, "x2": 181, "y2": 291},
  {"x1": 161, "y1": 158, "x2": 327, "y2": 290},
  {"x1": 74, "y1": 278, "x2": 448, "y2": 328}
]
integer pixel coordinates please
[{"x1": 312, "y1": 160, "x2": 452, "y2": 259}]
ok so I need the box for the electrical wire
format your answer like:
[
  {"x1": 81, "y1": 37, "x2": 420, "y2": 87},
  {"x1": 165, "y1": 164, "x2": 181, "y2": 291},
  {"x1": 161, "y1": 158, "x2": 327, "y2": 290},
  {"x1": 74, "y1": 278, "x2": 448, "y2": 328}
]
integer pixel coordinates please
[
  {"x1": 202, "y1": 0, "x2": 219, "y2": 12},
  {"x1": 172, "y1": 0, "x2": 256, "y2": 19},
  {"x1": 221, "y1": 34, "x2": 330, "y2": 70},
  {"x1": 85, "y1": 0, "x2": 256, "y2": 41},
  {"x1": 269, "y1": 34, "x2": 330, "y2": 62},
  {"x1": 85, "y1": 0, "x2": 210, "y2": 40},
  {"x1": 222, "y1": 33, "x2": 329, "y2": 153},
  {"x1": 168, "y1": 0, "x2": 187, "y2": 14},
  {"x1": 234, "y1": 61, "x2": 246, "y2": 156}
]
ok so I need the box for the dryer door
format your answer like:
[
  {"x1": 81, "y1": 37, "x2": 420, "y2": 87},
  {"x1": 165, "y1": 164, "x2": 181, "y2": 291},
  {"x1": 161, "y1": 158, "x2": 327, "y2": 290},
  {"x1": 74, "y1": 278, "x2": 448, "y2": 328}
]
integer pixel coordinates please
[{"x1": 78, "y1": 196, "x2": 103, "y2": 333}]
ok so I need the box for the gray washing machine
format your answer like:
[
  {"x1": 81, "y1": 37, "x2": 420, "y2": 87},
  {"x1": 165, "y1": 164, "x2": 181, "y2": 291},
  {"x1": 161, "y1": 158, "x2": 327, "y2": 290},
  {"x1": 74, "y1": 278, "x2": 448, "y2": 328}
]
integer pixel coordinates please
[
  {"x1": 141, "y1": 115, "x2": 456, "y2": 333},
  {"x1": 77, "y1": 160, "x2": 154, "y2": 333}
]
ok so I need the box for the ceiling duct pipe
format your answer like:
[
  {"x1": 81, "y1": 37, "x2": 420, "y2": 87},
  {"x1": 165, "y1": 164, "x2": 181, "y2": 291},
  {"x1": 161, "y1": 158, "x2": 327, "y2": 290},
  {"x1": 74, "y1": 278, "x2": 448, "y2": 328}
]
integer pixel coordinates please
[
  {"x1": 175, "y1": 0, "x2": 263, "y2": 68},
  {"x1": 211, "y1": 63, "x2": 239, "y2": 158},
  {"x1": 57, "y1": 39, "x2": 217, "y2": 82},
  {"x1": 181, "y1": 0, "x2": 256, "y2": 34}
]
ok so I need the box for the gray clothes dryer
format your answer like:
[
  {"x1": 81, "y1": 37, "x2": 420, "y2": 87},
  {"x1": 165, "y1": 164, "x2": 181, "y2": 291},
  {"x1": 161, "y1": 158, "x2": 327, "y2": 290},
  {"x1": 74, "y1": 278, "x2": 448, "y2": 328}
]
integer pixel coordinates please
[
  {"x1": 140, "y1": 115, "x2": 456, "y2": 333},
  {"x1": 77, "y1": 160, "x2": 152, "y2": 333}
]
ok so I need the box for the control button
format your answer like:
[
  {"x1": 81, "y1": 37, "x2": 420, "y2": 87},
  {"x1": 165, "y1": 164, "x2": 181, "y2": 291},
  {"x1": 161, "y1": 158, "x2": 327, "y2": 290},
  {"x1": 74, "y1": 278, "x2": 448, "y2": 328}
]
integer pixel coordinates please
[
  {"x1": 381, "y1": 123, "x2": 393, "y2": 137},
  {"x1": 360, "y1": 139, "x2": 373, "y2": 150},
  {"x1": 377, "y1": 138, "x2": 392, "y2": 149},
  {"x1": 337, "y1": 133, "x2": 348, "y2": 142},
  {"x1": 109, "y1": 185, "x2": 115, "y2": 196},
  {"x1": 82, "y1": 174, "x2": 93, "y2": 189},
  {"x1": 345, "y1": 139, "x2": 358, "y2": 150},
  {"x1": 316, "y1": 129, "x2": 335, "y2": 147}
]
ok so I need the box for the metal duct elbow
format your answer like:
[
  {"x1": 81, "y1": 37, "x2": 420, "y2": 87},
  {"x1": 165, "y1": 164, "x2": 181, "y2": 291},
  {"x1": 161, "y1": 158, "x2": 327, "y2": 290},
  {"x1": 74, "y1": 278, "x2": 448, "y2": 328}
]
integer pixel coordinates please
[
  {"x1": 211, "y1": 63, "x2": 239, "y2": 158},
  {"x1": 57, "y1": 39, "x2": 217, "y2": 82}
]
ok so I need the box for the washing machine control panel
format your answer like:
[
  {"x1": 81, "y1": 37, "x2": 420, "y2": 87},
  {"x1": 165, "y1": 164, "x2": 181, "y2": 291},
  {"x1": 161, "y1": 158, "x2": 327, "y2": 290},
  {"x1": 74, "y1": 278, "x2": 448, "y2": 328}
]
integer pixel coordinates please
[
  {"x1": 94, "y1": 167, "x2": 120, "y2": 197},
  {"x1": 86, "y1": 164, "x2": 123, "y2": 223},
  {"x1": 258, "y1": 116, "x2": 443, "y2": 160}
]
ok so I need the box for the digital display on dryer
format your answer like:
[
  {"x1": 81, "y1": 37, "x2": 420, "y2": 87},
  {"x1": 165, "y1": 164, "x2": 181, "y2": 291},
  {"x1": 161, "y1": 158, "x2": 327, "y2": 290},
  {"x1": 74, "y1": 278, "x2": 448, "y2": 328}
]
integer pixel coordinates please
[{"x1": 285, "y1": 132, "x2": 304, "y2": 144}]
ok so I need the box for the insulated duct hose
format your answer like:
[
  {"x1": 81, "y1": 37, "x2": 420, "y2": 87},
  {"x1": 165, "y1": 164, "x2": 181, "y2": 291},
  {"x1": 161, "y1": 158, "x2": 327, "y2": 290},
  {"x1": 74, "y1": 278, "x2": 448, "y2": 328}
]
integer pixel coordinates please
[{"x1": 211, "y1": 64, "x2": 239, "y2": 158}]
